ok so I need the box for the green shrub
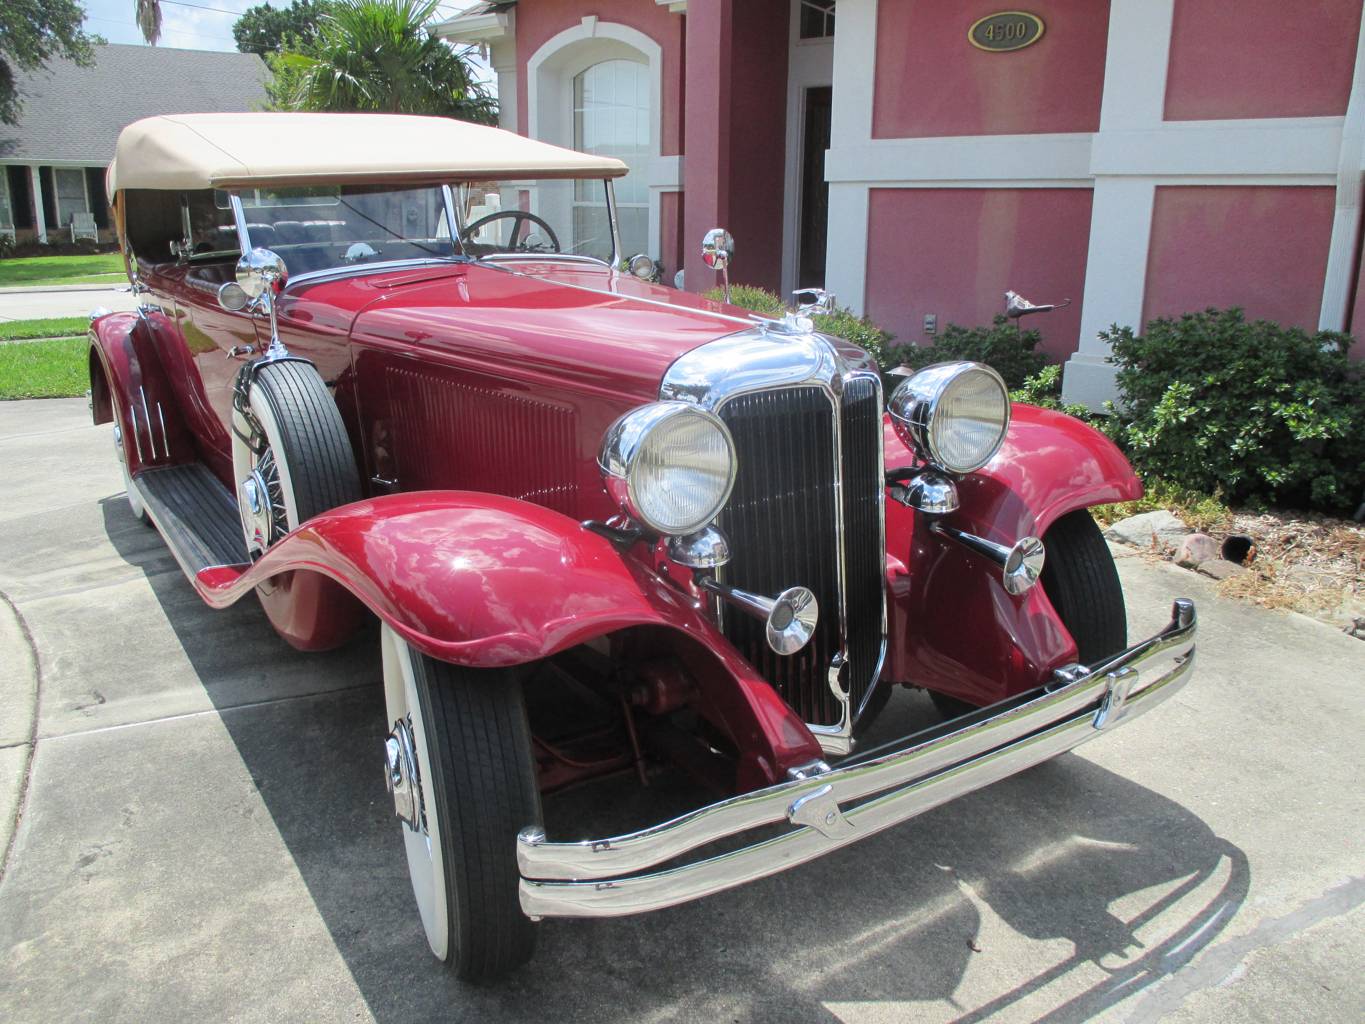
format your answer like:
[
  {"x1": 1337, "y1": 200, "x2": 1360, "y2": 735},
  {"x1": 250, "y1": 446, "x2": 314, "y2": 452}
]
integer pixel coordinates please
[
  {"x1": 704, "y1": 283, "x2": 787, "y2": 316},
  {"x1": 703, "y1": 285, "x2": 896, "y2": 369},
  {"x1": 1104, "y1": 308, "x2": 1365, "y2": 511},
  {"x1": 892, "y1": 315, "x2": 1047, "y2": 390},
  {"x1": 1009, "y1": 364, "x2": 1093, "y2": 419},
  {"x1": 1090, "y1": 478, "x2": 1232, "y2": 533}
]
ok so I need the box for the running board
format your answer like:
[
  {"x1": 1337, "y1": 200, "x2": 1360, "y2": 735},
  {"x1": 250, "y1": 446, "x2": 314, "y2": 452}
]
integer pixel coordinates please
[{"x1": 132, "y1": 464, "x2": 249, "y2": 578}]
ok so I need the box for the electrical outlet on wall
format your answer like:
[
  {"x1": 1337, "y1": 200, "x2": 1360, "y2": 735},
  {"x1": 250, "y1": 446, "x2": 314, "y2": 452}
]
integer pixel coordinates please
[{"x1": 923, "y1": 313, "x2": 937, "y2": 335}]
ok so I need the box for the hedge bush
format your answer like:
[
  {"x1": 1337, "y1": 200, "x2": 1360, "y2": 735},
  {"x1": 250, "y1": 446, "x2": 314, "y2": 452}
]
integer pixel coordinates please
[
  {"x1": 892, "y1": 315, "x2": 1047, "y2": 390},
  {"x1": 703, "y1": 285, "x2": 896, "y2": 369},
  {"x1": 1104, "y1": 308, "x2": 1365, "y2": 511}
]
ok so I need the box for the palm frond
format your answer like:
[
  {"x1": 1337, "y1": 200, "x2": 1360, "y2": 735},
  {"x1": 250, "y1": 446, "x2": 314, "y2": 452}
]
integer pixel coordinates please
[{"x1": 135, "y1": 0, "x2": 163, "y2": 45}]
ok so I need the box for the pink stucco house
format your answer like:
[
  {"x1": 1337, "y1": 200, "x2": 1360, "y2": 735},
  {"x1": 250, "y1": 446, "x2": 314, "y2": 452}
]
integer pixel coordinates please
[{"x1": 436, "y1": 0, "x2": 1365, "y2": 404}]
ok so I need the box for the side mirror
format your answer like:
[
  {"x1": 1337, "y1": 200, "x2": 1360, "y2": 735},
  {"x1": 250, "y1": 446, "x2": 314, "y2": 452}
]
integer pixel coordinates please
[
  {"x1": 701, "y1": 228, "x2": 733, "y2": 303},
  {"x1": 626, "y1": 253, "x2": 659, "y2": 282},
  {"x1": 701, "y1": 228, "x2": 733, "y2": 271},
  {"x1": 236, "y1": 247, "x2": 288, "y2": 300},
  {"x1": 217, "y1": 281, "x2": 251, "y2": 313}
]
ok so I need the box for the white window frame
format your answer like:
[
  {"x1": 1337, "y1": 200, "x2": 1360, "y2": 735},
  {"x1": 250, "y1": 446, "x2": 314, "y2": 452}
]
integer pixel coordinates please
[
  {"x1": 527, "y1": 18, "x2": 672, "y2": 260},
  {"x1": 52, "y1": 167, "x2": 91, "y2": 230},
  {"x1": 0, "y1": 172, "x2": 14, "y2": 234}
]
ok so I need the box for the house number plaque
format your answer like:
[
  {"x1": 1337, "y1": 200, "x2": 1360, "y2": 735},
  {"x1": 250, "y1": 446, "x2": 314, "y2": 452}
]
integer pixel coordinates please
[{"x1": 968, "y1": 11, "x2": 1046, "y2": 52}]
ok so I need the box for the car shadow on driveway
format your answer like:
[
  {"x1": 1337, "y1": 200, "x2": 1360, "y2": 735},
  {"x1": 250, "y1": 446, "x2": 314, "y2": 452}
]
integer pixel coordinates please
[{"x1": 102, "y1": 498, "x2": 1251, "y2": 1023}]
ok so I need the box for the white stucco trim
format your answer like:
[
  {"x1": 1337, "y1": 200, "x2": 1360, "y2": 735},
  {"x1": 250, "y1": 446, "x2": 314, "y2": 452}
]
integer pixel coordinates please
[
  {"x1": 780, "y1": 0, "x2": 835, "y2": 297},
  {"x1": 526, "y1": 18, "x2": 665, "y2": 258},
  {"x1": 1320, "y1": 10, "x2": 1365, "y2": 331},
  {"x1": 822, "y1": 0, "x2": 878, "y2": 313},
  {"x1": 431, "y1": 11, "x2": 510, "y2": 45},
  {"x1": 826, "y1": 133, "x2": 1096, "y2": 184}
]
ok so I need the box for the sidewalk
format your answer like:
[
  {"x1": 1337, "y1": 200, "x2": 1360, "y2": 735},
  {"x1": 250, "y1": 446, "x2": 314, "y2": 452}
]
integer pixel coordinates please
[
  {"x1": 0, "y1": 398, "x2": 1361, "y2": 1023},
  {"x1": 0, "y1": 285, "x2": 137, "y2": 322}
]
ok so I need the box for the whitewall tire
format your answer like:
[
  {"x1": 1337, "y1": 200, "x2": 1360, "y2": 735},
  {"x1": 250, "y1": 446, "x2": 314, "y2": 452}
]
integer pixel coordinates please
[{"x1": 380, "y1": 625, "x2": 543, "y2": 981}]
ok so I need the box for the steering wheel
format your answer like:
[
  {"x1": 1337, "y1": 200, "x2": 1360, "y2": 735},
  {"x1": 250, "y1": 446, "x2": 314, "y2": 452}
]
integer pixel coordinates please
[{"x1": 462, "y1": 211, "x2": 561, "y2": 253}]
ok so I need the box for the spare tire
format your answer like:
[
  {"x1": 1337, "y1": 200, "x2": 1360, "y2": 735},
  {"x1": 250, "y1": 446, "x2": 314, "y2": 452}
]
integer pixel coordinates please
[{"x1": 230, "y1": 359, "x2": 362, "y2": 558}]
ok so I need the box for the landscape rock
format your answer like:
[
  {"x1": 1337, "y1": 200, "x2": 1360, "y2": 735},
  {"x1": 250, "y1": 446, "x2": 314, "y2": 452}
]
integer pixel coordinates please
[
  {"x1": 1197, "y1": 558, "x2": 1248, "y2": 580},
  {"x1": 1104, "y1": 510, "x2": 1191, "y2": 552},
  {"x1": 1176, "y1": 532, "x2": 1220, "y2": 568}
]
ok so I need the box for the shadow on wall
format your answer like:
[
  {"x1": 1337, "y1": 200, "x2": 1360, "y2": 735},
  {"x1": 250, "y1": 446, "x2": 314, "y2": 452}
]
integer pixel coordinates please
[{"x1": 101, "y1": 495, "x2": 1249, "y2": 1023}]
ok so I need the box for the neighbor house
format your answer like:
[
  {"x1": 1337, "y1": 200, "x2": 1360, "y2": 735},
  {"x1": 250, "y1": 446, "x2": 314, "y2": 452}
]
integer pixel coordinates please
[
  {"x1": 437, "y1": 0, "x2": 1365, "y2": 404},
  {"x1": 0, "y1": 44, "x2": 268, "y2": 249}
]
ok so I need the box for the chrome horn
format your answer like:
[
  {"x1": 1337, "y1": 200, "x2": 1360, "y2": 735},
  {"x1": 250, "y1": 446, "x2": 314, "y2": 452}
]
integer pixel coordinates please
[{"x1": 699, "y1": 578, "x2": 818, "y2": 655}]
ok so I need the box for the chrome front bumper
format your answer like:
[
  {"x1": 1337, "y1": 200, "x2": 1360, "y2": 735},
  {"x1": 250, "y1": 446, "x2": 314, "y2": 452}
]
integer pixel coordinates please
[{"x1": 518, "y1": 599, "x2": 1196, "y2": 919}]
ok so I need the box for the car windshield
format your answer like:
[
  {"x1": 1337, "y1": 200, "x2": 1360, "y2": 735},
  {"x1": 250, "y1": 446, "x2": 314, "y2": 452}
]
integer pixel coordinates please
[
  {"x1": 216, "y1": 179, "x2": 625, "y2": 276},
  {"x1": 220, "y1": 184, "x2": 459, "y2": 278},
  {"x1": 455, "y1": 179, "x2": 623, "y2": 265}
]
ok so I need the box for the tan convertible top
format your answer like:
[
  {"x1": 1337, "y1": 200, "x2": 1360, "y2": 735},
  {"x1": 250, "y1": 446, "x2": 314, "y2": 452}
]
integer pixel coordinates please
[{"x1": 107, "y1": 112, "x2": 628, "y2": 192}]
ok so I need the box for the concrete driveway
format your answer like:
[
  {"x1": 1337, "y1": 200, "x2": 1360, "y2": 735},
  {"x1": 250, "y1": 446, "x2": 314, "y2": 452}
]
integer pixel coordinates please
[{"x1": 1, "y1": 398, "x2": 1361, "y2": 1024}]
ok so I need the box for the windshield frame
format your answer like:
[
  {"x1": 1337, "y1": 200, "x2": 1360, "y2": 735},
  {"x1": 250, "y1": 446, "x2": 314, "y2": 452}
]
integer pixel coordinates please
[{"x1": 227, "y1": 177, "x2": 624, "y2": 287}]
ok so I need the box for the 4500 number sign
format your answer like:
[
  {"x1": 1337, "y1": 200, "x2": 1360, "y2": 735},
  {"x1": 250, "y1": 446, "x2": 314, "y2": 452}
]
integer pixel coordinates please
[{"x1": 969, "y1": 11, "x2": 1046, "y2": 52}]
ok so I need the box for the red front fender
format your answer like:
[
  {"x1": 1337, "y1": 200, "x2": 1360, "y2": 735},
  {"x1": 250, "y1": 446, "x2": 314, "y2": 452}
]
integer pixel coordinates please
[
  {"x1": 884, "y1": 404, "x2": 1142, "y2": 706},
  {"x1": 194, "y1": 491, "x2": 822, "y2": 782}
]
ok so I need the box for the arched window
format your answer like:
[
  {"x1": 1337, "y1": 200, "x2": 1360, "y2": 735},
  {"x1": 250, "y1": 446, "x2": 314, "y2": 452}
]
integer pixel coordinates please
[{"x1": 573, "y1": 58, "x2": 650, "y2": 257}]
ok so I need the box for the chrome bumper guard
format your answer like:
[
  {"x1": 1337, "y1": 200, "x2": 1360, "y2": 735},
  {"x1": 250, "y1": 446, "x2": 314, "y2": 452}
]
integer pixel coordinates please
[{"x1": 518, "y1": 599, "x2": 1197, "y2": 919}]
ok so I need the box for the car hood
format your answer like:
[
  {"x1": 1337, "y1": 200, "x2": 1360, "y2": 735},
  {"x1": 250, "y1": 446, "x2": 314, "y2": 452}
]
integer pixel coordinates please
[{"x1": 345, "y1": 261, "x2": 755, "y2": 402}]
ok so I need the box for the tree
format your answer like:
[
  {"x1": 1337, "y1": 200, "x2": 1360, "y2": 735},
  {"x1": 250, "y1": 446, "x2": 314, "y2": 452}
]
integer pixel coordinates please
[
  {"x1": 265, "y1": 0, "x2": 495, "y2": 123},
  {"x1": 234, "y1": 0, "x2": 326, "y2": 56},
  {"x1": 134, "y1": 0, "x2": 161, "y2": 45},
  {"x1": 0, "y1": 0, "x2": 98, "y2": 123}
]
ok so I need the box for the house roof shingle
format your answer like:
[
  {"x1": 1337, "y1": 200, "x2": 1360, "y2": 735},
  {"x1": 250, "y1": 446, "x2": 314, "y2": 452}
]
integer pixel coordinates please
[{"x1": 0, "y1": 44, "x2": 269, "y2": 165}]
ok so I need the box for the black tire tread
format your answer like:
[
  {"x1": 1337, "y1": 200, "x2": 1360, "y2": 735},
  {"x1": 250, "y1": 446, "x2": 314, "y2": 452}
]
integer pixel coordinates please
[
  {"x1": 1040, "y1": 509, "x2": 1127, "y2": 664},
  {"x1": 413, "y1": 656, "x2": 541, "y2": 982},
  {"x1": 252, "y1": 361, "x2": 361, "y2": 526}
]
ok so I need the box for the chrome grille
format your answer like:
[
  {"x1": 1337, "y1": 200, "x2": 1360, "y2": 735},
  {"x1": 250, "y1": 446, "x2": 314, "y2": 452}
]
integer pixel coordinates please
[{"x1": 715, "y1": 377, "x2": 885, "y2": 726}]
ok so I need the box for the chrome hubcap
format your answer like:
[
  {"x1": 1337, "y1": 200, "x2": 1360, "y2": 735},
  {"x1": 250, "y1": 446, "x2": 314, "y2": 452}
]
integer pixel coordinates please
[{"x1": 384, "y1": 717, "x2": 423, "y2": 831}]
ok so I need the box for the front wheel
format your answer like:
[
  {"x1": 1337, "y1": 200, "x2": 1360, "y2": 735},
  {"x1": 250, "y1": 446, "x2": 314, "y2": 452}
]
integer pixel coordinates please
[{"x1": 380, "y1": 626, "x2": 542, "y2": 982}]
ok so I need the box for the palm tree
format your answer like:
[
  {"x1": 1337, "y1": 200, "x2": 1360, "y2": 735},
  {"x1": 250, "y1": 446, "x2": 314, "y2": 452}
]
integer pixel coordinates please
[
  {"x1": 266, "y1": 0, "x2": 495, "y2": 122},
  {"x1": 135, "y1": 0, "x2": 162, "y2": 44}
]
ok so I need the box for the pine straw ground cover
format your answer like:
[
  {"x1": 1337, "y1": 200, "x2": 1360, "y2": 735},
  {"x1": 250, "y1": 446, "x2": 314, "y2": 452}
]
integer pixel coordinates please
[
  {"x1": 1215, "y1": 510, "x2": 1364, "y2": 634},
  {"x1": 1097, "y1": 487, "x2": 1365, "y2": 636}
]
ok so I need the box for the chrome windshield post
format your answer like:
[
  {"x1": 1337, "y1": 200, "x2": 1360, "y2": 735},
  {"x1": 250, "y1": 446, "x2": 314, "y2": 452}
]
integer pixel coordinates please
[
  {"x1": 228, "y1": 193, "x2": 252, "y2": 256},
  {"x1": 605, "y1": 178, "x2": 623, "y2": 268}
]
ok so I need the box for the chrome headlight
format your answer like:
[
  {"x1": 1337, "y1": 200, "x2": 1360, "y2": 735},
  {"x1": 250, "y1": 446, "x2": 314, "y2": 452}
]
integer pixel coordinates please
[
  {"x1": 888, "y1": 362, "x2": 1010, "y2": 474},
  {"x1": 599, "y1": 402, "x2": 737, "y2": 535}
]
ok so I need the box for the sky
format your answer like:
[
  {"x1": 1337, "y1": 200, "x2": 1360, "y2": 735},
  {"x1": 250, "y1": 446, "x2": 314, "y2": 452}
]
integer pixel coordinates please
[{"x1": 79, "y1": 0, "x2": 495, "y2": 84}]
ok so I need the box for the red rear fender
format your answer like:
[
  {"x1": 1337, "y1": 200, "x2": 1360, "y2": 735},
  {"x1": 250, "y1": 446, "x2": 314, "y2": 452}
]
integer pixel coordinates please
[
  {"x1": 193, "y1": 492, "x2": 823, "y2": 782},
  {"x1": 89, "y1": 311, "x2": 194, "y2": 475}
]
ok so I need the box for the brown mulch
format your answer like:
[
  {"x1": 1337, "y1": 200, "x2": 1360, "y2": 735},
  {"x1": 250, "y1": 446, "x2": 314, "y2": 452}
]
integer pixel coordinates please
[{"x1": 1211, "y1": 510, "x2": 1365, "y2": 636}]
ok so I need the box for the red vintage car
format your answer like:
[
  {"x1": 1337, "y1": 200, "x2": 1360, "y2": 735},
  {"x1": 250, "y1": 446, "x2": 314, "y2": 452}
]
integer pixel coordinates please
[{"x1": 91, "y1": 112, "x2": 1195, "y2": 981}]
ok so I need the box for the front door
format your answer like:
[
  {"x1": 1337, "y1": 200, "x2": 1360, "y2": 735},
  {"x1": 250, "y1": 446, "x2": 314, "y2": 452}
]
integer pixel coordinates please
[{"x1": 797, "y1": 85, "x2": 833, "y2": 290}]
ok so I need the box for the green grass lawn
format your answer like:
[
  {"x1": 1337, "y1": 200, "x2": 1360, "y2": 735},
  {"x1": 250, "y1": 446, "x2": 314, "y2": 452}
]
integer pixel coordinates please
[
  {"x1": 0, "y1": 337, "x2": 88, "y2": 399},
  {"x1": 0, "y1": 317, "x2": 90, "y2": 341},
  {"x1": 0, "y1": 253, "x2": 126, "y2": 288}
]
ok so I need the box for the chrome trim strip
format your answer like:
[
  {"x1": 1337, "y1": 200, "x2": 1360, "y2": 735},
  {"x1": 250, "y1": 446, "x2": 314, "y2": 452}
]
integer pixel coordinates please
[
  {"x1": 156, "y1": 401, "x2": 170, "y2": 459},
  {"x1": 127, "y1": 402, "x2": 145, "y2": 464},
  {"x1": 516, "y1": 599, "x2": 1194, "y2": 917}
]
